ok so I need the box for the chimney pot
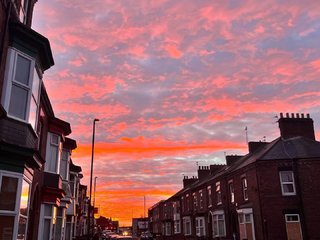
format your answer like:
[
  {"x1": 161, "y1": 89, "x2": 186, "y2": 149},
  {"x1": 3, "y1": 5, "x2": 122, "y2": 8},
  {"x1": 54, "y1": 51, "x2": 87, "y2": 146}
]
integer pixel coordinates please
[
  {"x1": 301, "y1": 113, "x2": 305, "y2": 118},
  {"x1": 280, "y1": 112, "x2": 283, "y2": 118},
  {"x1": 307, "y1": 113, "x2": 310, "y2": 118},
  {"x1": 291, "y1": 113, "x2": 295, "y2": 118},
  {"x1": 296, "y1": 113, "x2": 300, "y2": 118},
  {"x1": 286, "y1": 113, "x2": 289, "y2": 118}
]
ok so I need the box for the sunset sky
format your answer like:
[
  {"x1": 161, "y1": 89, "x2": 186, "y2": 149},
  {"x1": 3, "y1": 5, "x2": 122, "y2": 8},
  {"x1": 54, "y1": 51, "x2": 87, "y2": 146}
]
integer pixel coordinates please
[{"x1": 32, "y1": 0, "x2": 320, "y2": 226}]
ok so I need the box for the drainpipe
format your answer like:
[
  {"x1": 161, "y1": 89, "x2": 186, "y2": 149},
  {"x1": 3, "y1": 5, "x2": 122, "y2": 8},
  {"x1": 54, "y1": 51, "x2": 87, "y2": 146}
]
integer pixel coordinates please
[
  {"x1": 255, "y1": 162, "x2": 267, "y2": 240},
  {"x1": 0, "y1": 0, "x2": 12, "y2": 68}
]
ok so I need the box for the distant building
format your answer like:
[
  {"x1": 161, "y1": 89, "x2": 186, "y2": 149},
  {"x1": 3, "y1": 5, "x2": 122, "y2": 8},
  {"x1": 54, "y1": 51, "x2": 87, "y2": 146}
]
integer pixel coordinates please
[
  {"x1": 132, "y1": 217, "x2": 149, "y2": 238},
  {"x1": 149, "y1": 113, "x2": 320, "y2": 240}
]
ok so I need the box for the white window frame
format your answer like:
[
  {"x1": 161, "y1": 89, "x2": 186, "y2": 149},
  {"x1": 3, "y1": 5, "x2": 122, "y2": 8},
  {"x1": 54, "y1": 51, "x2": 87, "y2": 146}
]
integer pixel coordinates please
[
  {"x1": 229, "y1": 181, "x2": 234, "y2": 203},
  {"x1": 279, "y1": 171, "x2": 296, "y2": 196},
  {"x1": 45, "y1": 133, "x2": 62, "y2": 174},
  {"x1": 285, "y1": 214, "x2": 300, "y2": 222},
  {"x1": 0, "y1": 171, "x2": 26, "y2": 240},
  {"x1": 207, "y1": 186, "x2": 212, "y2": 207},
  {"x1": 285, "y1": 214, "x2": 302, "y2": 240},
  {"x1": 192, "y1": 192, "x2": 198, "y2": 210},
  {"x1": 199, "y1": 190, "x2": 204, "y2": 209},
  {"x1": 165, "y1": 222, "x2": 171, "y2": 236},
  {"x1": 183, "y1": 216, "x2": 191, "y2": 236},
  {"x1": 211, "y1": 210, "x2": 226, "y2": 237},
  {"x1": 174, "y1": 219, "x2": 181, "y2": 234},
  {"x1": 38, "y1": 204, "x2": 57, "y2": 240},
  {"x1": 242, "y1": 178, "x2": 248, "y2": 201},
  {"x1": 195, "y1": 217, "x2": 206, "y2": 237},
  {"x1": 2, "y1": 48, "x2": 41, "y2": 131},
  {"x1": 60, "y1": 149, "x2": 70, "y2": 181},
  {"x1": 216, "y1": 182, "x2": 222, "y2": 205},
  {"x1": 19, "y1": 0, "x2": 29, "y2": 23}
]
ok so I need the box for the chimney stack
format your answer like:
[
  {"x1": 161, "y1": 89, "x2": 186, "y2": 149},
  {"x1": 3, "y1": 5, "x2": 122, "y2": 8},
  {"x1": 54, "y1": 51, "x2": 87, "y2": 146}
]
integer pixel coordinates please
[
  {"x1": 248, "y1": 141, "x2": 269, "y2": 154},
  {"x1": 278, "y1": 113, "x2": 315, "y2": 140},
  {"x1": 197, "y1": 166, "x2": 210, "y2": 180},
  {"x1": 225, "y1": 155, "x2": 244, "y2": 166},
  {"x1": 183, "y1": 176, "x2": 198, "y2": 188}
]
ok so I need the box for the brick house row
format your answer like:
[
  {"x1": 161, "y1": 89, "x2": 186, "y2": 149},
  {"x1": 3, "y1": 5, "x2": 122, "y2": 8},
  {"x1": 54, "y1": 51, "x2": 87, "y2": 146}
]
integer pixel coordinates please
[
  {"x1": 0, "y1": 0, "x2": 90, "y2": 239},
  {"x1": 149, "y1": 113, "x2": 320, "y2": 240}
]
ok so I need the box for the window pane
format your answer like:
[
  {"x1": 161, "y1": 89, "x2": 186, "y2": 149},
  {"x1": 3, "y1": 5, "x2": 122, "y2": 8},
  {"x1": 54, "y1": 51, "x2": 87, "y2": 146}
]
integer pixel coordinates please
[
  {"x1": 283, "y1": 184, "x2": 294, "y2": 193},
  {"x1": 281, "y1": 171, "x2": 293, "y2": 182},
  {"x1": 20, "y1": 180, "x2": 30, "y2": 216},
  {"x1": 28, "y1": 95, "x2": 37, "y2": 129},
  {"x1": 9, "y1": 84, "x2": 28, "y2": 119},
  {"x1": 32, "y1": 70, "x2": 40, "y2": 101},
  {"x1": 0, "y1": 176, "x2": 18, "y2": 210},
  {"x1": 49, "y1": 145, "x2": 59, "y2": 172},
  {"x1": 0, "y1": 216, "x2": 15, "y2": 239},
  {"x1": 44, "y1": 205, "x2": 52, "y2": 217},
  {"x1": 43, "y1": 219, "x2": 51, "y2": 240},
  {"x1": 17, "y1": 216, "x2": 27, "y2": 240},
  {"x1": 15, "y1": 55, "x2": 31, "y2": 85}
]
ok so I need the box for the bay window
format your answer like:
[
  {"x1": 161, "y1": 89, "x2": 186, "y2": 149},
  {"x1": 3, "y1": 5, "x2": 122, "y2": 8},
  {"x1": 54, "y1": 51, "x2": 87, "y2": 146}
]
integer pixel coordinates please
[
  {"x1": 45, "y1": 133, "x2": 62, "y2": 173},
  {"x1": 0, "y1": 171, "x2": 31, "y2": 240},
  {"x1": 2, "y1": 48, "x2": 41, "y2": 131}
]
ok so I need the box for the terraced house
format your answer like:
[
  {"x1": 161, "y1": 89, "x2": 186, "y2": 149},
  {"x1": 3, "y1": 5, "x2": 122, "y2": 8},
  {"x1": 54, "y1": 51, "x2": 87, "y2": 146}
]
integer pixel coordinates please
[
  {"x1": 0, "y1": 1, "x2": 88, "y2": 239},
  {"x1": 149, "y1": 113, "x2": 320, "y2": 240}
]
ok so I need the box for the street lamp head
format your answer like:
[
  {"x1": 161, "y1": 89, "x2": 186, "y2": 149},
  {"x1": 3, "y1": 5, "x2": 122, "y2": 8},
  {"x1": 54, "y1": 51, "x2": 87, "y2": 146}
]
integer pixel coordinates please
[{"x1": 94, "y1": 118, "x2": 100, "y2": 122}]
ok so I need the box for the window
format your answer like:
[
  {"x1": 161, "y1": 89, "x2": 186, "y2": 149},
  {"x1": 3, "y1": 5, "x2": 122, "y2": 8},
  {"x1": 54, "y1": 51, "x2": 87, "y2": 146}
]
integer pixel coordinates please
[
  {"x1": 212, "y1": 211, "x2": 225, "y2": 237},
  {"x1": 285, "y1": 214, "x2": 302, "y2": 240},
  {"x1": 2, "y1": 48, "x2": 41, "y2": 130},
  {"x1": 183, "y1": 216, "x2": 191, "y2": 235},
  {"x1": 216, "y1": 182, "x2": 222, "y2": 204},
  {"x1": 186, "y1": 194, "x2": 190, "y2": 211},
  {"x1": 193, "y1": 192, "x2": 198, "y2": 210},
  {"x1": 242, "y1": 178, "x2": 248, "y2": 201},
  {"x1": 17, "y1": 0, "x2": 29, "y2": 23},
  {"x1": 280, "y1": 171, "x2": 296, "y2": 196},
  {"x1": 207, "y1": 186, "x2": 212, "y2": 207},
  {"x1": 238, "y1": 210, "x2": 254, "y2": 240},
  {"x1": 229, "y1": 181, "x2": 234, "y2": 203},
  {"x1": 0, "y1": 172, "x2": 30, "y2": 240},
  {"x1": 196, "y1": 217, "x2": 206, "y2": 237},
  {"x1": 17, "y1": 179, "x2": 31, "y2": 240},
  {"x1": 174, "y1": 220, "x2": 181, "y2": 234},
  {"x1": 41, "y1": 204, "x2": 57, "y2": 240},
  {"x1": 45, "y1": 133, "x2": 61, "y2": 173},
  {"x1": 199, "y1": 190, "x2": 204, "y2": 209},
  {"x1": 60, "y1": 149, "x2": 69, "y2": 180},
  {"x1": 165, "y1": 222, "x2": 171, "y2": 236},
  {"x1": 181, "y1": 197, "x2": 185, "y2": 212}
]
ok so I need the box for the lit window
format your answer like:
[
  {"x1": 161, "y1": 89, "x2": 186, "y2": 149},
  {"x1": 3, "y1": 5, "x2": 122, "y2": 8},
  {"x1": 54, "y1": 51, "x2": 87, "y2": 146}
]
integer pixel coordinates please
[
  {"x1": 280, "y1": 171, "x2": 296, "y2": 196},
  {"x1": 2, "y1": 48, "x2": 41, "y2": 130},
  {"x1": 196, "y1": 217, "x2": 206, "y2": 237},
  {"x1": 242, "y1": 178, "x2": 248, "y2": 201},
  {"x1": 216, "y1": 182, "x2": 222, "y2": 204}
]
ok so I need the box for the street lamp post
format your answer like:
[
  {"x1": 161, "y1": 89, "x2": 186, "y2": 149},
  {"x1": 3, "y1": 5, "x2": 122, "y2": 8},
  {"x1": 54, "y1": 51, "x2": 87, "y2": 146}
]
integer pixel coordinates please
[
  {"x1": 88, "y1": 118, "x2": 99, "y2": 239},
  {"x1": 93, "y1": 176, "x2": 98, "y2": 213}
]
